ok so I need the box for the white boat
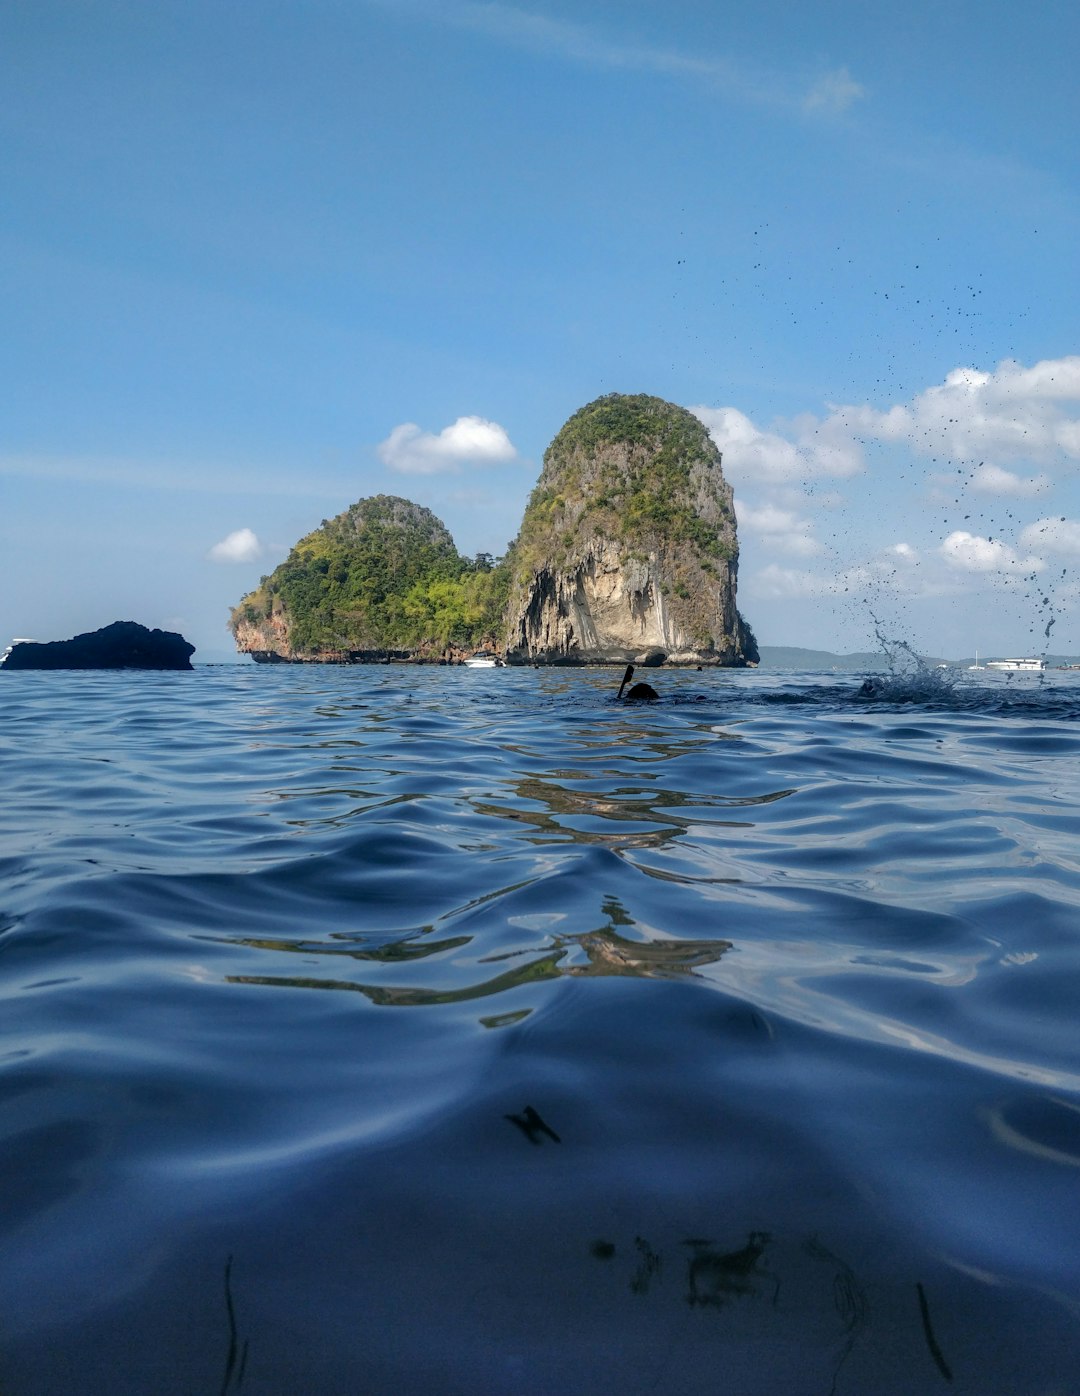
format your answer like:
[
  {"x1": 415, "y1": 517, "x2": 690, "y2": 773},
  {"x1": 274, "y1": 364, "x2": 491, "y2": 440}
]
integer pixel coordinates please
[
  {"x1": 463, "y1": 652, "x2": 499, "y2": 668},
  {"x1": 967, "y1": 649, "x2": 984, "y2": 671},
  {"x1": 985, "y1": 657, "x2": 1045, "y2": 672}
]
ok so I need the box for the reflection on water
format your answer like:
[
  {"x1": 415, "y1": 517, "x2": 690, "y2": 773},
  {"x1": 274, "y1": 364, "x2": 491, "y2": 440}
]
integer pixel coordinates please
[
  {"x1": 221, "y1": 932, "x2": 471, "y2": 963},
  {"x1": 227, "y1": 924, "x2": 732, "y2": 1013},
  {"x1": 469, "y1": 769, "x2": 793, "y2": 849},
  {"x1": 229, "y1": 950, "x2": 565, "y2": 1007},
  {"x1": 984, "y1": 1093, "x2": 1080, "y2": 1169}
]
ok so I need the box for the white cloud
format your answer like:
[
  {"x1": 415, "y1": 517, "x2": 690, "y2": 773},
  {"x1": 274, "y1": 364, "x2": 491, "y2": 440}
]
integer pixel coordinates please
[
  {"x1": 744, "y1": 541, "x2": 938, "y2": 607},
  {"x1": 694, "y1": 407, "x2": 798, "y2": 480},
  {"x1": 377, "y1": 415, "x2": 518, "y2": 475},
  {"x1": 1019, "y1": 517, "x2": 1080, "y2": 557},
  {"x1": 847, "y1": 356, "x2": 1080, "y2": 467},
  {"x1": 735, "y1": 499, "x2": 821, "y2": 555},
  {"x1": 803, "y1": 67, "x2": 864, "y2": 115},
  {"x1": 745, "y1": 563, "x2": 833, "y2": 599},
  {"x1": 693, "y1": 355, "x2": 1080, "y2": 496},
  {"x1": 692, "y1": 405, "x2": 863, "y2": 483},
  {"x1": 970, "y1": 463, "x2": 1048, "y2": 496},
  {"x1": 939, "y1": 530, "x2": 1042, "y2": 574},
  {"x1": 831, "y1": 543, "x2": 948, "y2": 600},
  {"x1": 208, "y1": 528, "x2": 263, "y2": 564}
]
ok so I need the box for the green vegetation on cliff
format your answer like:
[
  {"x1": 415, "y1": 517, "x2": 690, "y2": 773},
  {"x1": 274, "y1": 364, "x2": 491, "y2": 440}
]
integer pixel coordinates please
[
  {"x1": 501, "y1": 392, "x2": 756, "y2": 665},
  {"x1": 509, "y1": 393, "x2": 736, "y2": 579},
  {"x1": 230, "y1": 394, "x2": 755, "y2": 665},
  {"x1": 231, "y1": 495, "x2": 509, "y2": 655}
]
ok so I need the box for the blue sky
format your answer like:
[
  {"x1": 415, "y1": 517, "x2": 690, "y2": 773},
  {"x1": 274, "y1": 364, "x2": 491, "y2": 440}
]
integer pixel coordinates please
[{"x1": 3, "y1": 0, "x2": 1078, "y2": 659}]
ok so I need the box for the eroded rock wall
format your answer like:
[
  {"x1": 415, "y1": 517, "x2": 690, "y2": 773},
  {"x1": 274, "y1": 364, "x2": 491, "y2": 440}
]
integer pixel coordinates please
[{"x1": 503, "y1": 395, "x2": 757, "y2": 666}]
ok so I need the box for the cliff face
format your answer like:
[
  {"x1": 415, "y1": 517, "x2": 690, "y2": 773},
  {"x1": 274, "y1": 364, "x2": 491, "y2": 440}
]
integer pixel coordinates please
[
  {"x1": 504, "y1": 394, "x2": 757, "y2": 666},
  {"x1": 230, "y1": 606, "x2": 294, "y2": 661}
]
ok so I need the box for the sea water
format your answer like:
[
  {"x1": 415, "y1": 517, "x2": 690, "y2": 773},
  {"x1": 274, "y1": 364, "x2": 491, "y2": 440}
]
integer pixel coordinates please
[{"x1": 2, "y1": 664, "x2": 1079, "y2": 1395}]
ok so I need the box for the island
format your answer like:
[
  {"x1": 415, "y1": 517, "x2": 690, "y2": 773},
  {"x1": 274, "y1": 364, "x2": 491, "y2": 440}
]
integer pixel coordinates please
[
  {"x1": 503, "y1": 393, "x2": 756, "y2": 666},
  {"x1": 230, "y1": 495, "x2": 508, "y2": 663},
  {"x1": 2, "y1": 621, "x2": 195, "y2": 670},
  {"x1": 228, "y1": 393, "x2": 757, "y2": 667}
]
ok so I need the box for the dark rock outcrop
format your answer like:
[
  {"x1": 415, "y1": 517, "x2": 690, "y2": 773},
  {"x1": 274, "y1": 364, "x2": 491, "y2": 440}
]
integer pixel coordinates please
[
  {"x1": 503, "y1": 393, "x2": 757, "y2": 666},
  {"x1": 2, "y1": 621, "x2": 195, "y2": 671}
]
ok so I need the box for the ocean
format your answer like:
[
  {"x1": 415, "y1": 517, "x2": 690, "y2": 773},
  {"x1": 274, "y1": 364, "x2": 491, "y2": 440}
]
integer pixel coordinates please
[{"x1": 2, "y1": 662, "x2": 1079, "y2": 1395}]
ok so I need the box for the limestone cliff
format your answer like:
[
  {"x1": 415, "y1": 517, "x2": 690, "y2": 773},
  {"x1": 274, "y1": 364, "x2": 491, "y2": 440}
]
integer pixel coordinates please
[{"x1": 504, "y1": 394, "x2": 757, "y2": 666}]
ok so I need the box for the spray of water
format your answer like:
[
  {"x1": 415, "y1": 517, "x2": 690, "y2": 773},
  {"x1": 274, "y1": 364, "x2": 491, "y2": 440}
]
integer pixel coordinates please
[{"x1": 859, "y1": 614, "x2": 960, "y2": 702}]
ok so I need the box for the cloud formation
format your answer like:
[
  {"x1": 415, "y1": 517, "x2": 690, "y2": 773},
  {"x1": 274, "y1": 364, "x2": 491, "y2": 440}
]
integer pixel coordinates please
[
  {"x1": 840, "y1": 357, "x2": 1080, "y2": 467},
  {"x1": 390, "y1": 2, "x2": 864, "y2": 116},
  {"x1": 1019, "y1": 516, "x2": 1080, "y2": 557},
  {"x1": 735, "y1": 500, "x2": 821, "y2": 556},
  {"x1": 745, "y1": 563, "x2": 832, "y2": 599},
  {"x1": 939, "y1": 530, "x2": 1041, "y2": 574},
  {"x1": 377, "y1": 415, "x2": 518, "y2": 475},
  {"x1": 695, "y1": 355, "x2": 1080, "y2": 636},
  {"x1": 692, "y1": 406, "x2": 863, "y2": 483},
  {"x1": 969, "y1": 463, "x2": 1048, "y2": 496},
  {"x1": 695, "y1": 356, "x2": 1080, "y2": 492},
  {"x1": 208, "y1": 528, "x2": 263, "y2": 563}
]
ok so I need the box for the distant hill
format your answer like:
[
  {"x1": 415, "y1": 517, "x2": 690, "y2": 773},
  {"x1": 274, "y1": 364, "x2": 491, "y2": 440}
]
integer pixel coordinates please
[
  {"x1": 758, "y1": 646, "x2": 1080, "y2": 671},
  {"x1": 757, "y1": 646, "x2": 903, "y2": 671}
]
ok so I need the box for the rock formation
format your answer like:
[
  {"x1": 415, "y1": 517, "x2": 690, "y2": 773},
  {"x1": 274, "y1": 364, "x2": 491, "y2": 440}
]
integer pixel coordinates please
[
  {"x1": 503, "y1": 393, "x2": 757, "y2": 666},
  {"x1": 229, "y1": 495, "x2": 507, "y2": 662},
  {"x1": 2, "y1": 621, "x2": 195, "y2": 670}
]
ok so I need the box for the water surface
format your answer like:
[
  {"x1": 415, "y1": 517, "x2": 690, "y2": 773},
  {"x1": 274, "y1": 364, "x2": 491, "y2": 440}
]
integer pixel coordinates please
[{"x1": 3, "y1": 664, "x2": 1080, "y2": 1394}]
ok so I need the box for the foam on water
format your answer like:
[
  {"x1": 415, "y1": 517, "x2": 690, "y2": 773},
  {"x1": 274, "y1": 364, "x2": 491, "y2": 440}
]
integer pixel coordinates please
[{"x1": 2, "y1": 665, "x2": 1080, "y2": 1394}]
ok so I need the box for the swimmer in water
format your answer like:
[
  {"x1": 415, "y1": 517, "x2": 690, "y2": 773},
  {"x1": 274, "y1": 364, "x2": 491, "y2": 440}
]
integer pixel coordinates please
[{"x1": 617, "y1": 664, "x2": 659, "y2": 702}]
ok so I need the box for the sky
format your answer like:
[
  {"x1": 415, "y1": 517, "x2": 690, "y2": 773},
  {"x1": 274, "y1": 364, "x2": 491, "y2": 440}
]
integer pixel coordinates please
[{"x1": 3, "y1": 0, "x2": 1078, "y2": 660}]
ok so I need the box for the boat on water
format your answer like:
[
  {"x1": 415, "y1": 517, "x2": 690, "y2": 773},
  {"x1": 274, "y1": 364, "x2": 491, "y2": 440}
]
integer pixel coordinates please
[
  {"x1": 985, "y1": 657, "x2": 1046, "y2": 672},
  {"x1": 967, "y1": 650, "x2": 1045, "y2": 673},
  {"x1": 463, "y1": 652, "x2": 500, "y2": 668}
]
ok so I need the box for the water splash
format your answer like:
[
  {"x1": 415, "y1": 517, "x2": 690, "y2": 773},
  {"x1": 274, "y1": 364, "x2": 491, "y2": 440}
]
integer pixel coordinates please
[{"x1": 857, "y1": 617, "x2": 960, "y2": 702}]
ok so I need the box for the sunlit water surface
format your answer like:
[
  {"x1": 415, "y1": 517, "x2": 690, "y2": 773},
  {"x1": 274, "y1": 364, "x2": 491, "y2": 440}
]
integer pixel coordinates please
[{"x1": 3, "y1": 664, "x2": 1080, "y2": 1395}]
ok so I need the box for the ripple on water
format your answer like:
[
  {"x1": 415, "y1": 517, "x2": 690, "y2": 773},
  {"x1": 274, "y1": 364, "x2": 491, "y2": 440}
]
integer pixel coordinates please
[{"x1": 2, "y1": 666, "x2": 1080, "y2": 1393}]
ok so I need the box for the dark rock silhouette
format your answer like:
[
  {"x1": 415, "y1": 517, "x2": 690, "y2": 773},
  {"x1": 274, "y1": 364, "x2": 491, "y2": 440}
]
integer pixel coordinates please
[{"x1": 2, "y1": 621, "x2": 195, "y2": 671}]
